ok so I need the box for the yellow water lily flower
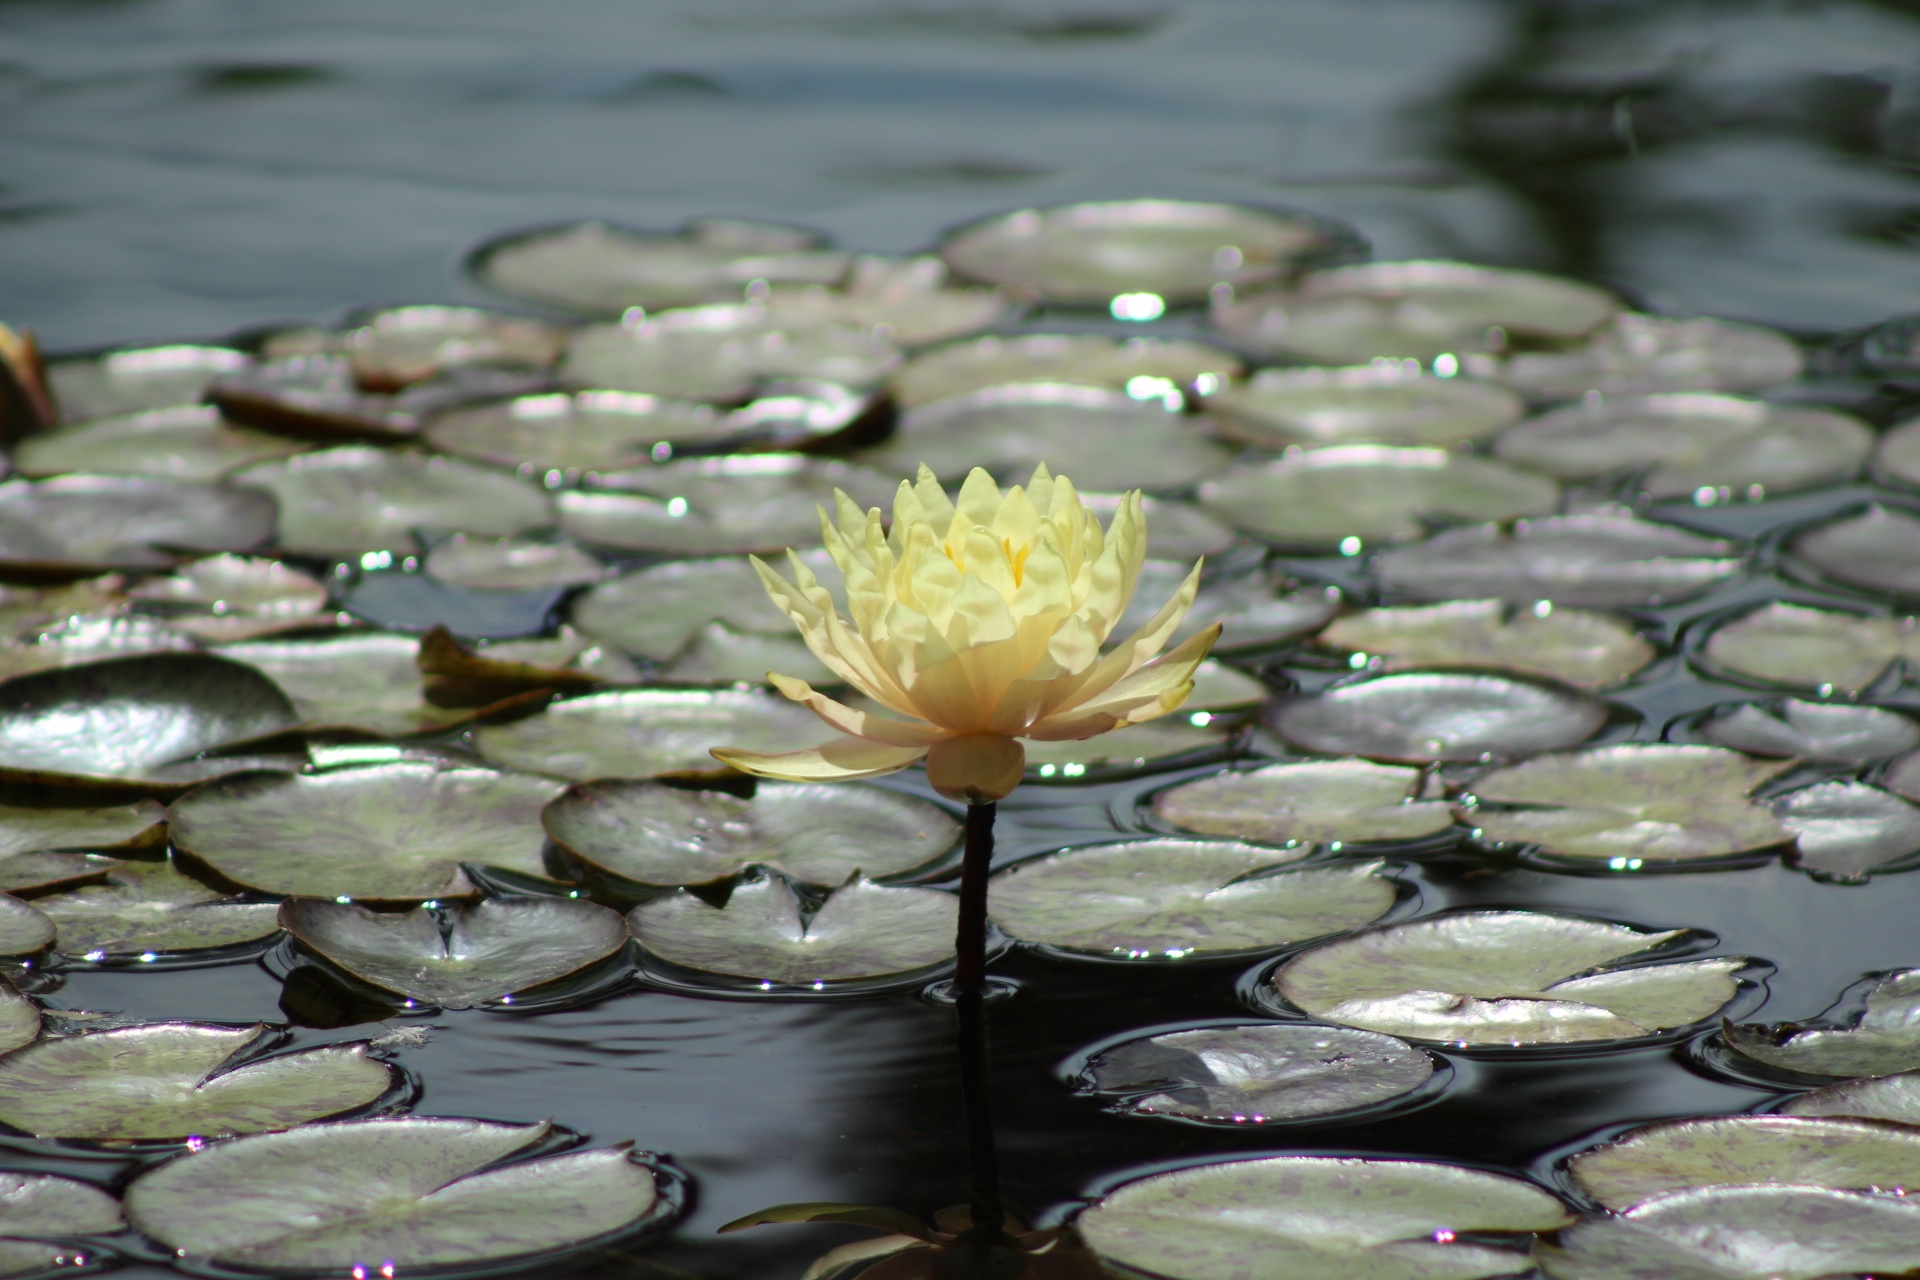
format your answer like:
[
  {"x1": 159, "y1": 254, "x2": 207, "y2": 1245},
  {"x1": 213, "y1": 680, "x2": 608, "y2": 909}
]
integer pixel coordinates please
[{"x1": 711, "y1": 463, "x2": 1221, "y2": 802}]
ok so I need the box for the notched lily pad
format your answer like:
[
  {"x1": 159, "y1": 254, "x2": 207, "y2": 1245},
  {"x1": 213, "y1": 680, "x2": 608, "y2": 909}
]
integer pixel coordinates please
[
  {"x1": 1479, "y1": 313, "x2": 1804, "y2": 400},
  {"x1": 1790, "y1": 504, "x2": 1920, "y2": 598},
  {"x1": 629, "y1": 875, "x2": 957, "y2": 987},
  {"x1": 214, "y1": 632, "x2": 515, "y2": 736},
  {"x1": 1724, "y1": 969, "x2": 1920, "y2": 1078},
  {"x1": 1568, "y1": 1114, "x2": 1920, "y2": 1210},
  {"x1": 14, "y1": 405, "x2": 309, "y2": 482},
  {"x1": 1321, "y1": 600, "x2": 1654, "y2": 690},
  {"x1": 35, "y1": 857, "x2": 281, "y2": 959},
  {"x1": 475, "y1": 688, "x2": 823, "y2": 781},
  {"x1": 1152, "y1": 760, "x2": 1454, "y2": 846},
  {"x1": 1206, "y1": 365, "x2": 1523, "y2": 450},
  {"x1": 1702, "y1": 699, "x2": 1920, "y2": 763},
  {"x1": 1702, "y1": 601, "x2": 1920, "y2": 694},
  {"x1": 130, "y1": 554, "x2": 333, "y2": 642},
  {"x1": 0, "y1": 1169, "x2": 122, "y2": 1277},
  {"x1": 544, "y1": 779, "x2": 956, "y2": 888},
  {"x1": 890, "y1": 332, "x2": 1240, "y2": 408},
  {"x1": 0, "y1": 475, "x2": 277, "y2": 578},
  {"x1": 170, "y1": 763, "x2": 565, "y2": 901},
  {"x1": 988, "y1": 842, "x2": 1394, "y2": 958},
  {"x1": 281, "y1": 896, "x2": 630, "y2": 1009},
  {"x1": 1275, "y1": 909, "x2": 1745, "y2": 1046},
  {"x1": 1270, "y1": 671, "x2": 1608, "y2": 764}
]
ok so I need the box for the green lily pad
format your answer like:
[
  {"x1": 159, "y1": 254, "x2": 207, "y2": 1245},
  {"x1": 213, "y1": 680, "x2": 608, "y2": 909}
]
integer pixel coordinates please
[
  {"x1": 1271, "y1": 672, "x2": 1608, "y2": 764},
  {"x1": 762, "y1": 254, "x2": 1015, "y2": 346},
  {"x1": 1723, "y1": 970, "x2": 1920, "y2": 1078},
  {"x1": 1568, "y1": 1114, "x2": 1920, "y2": 1210},
  {"x1": 1878, "y1": 416, "x2": 1920, "y2": 488},
  {"x1": 1275, "y1": 910, "x2": 1745, "y2": 1046},
  {"x1": 125, "y1": 1116, "x2": 661, "y2": 1272},
  {"x1": 1791, "y1": 505, "x2": 1920, "y2": 598},
  {"x1": 424, "y1": 536, "x2": 606, "y2": 591},
  {"x1": 1089, "y1": 493, "x2": 1237, "y2": 560},
  {"x1": 0, "y1": 576, "x2": 129, "y2": 640},
  {"x1": 0, "y1": 1170, "x2": 122, "y2": 1277},
  {"x1": 47, "y1": 343, "x2": 250, "y2": 422},
  {"x1": 0, "y1": 652, "x2": 303, "y2": 793},
  {"x1": 35, "y1": 858, "x2": 282, "y2": 959},
  {"x1": 0, "y1": 822, "x2": 127, "y2": 894},
  {"x1": 1484, "y1": 313, "x2": 1805, "y2": 400},
  {"x1": 561, "y1": 308, "x2": 898, "y2": 402},
  {"x1": 890, "y1": 332, "x2": 1240, "y2": 408},
  {"x1": 1465, "y1": 745, "x2": 1793, "y2": 863},
  {"x1": 1321, "y1": 600, "x2": 1654, "y2": 690},
  {"x1": 171, "y1": 763, "x2": 565, "y2": 901},
  {"x1": 1775, "y1": 781, "x2": 1920, "y2": 878},
  {"x1": 281, "y1": 897, "x2": 630, "y2": 1009},
  {"x1": 988, "y1": 842, "x2": 1393, "y2": 958},
  {"x1": 0, "y1": 1022, "x2": 393, "y2": 1141},
  {"x1": 1152, "y1": 760, "x2": 1455, "y2": 845},
  {"x1": 1082, "y1": 1024, "x2": 1435, "y2": 1124},
  {"x1": 569, "y1": 556, "x2": 802, "y2": 663},
  {"x1": 130, "y1": 555, "x2": 332, "y2": 643},
  {"x1": 1537, "y1": 1185, "x2": 1920, "y2": 1280},
  {"x1": 475, "y1": 688, "x2": 823, "y2": 781},
  {"x1": 14, "y1": 406, "x2": 308, "y2": 482},
  {"x1": 1784, "y1": 1070, "x2": 1920, "y2": 1124},
  {"x1": 0, "y1": 614, "x2": 197, "y2": 682},
  {"x1": 1184, "y1": 661, "x2": 1268, "y2": 711},
  {"x1": 1376, "y1": 515, "x2": 1744, "y2": 608},
  {"x1": 0, "y1": 475, "x2": 277, "y2": 576},
  {"x1": 655, "y1": 622, "x2": 836, "y2": 687},
  {"x1": 1024, "y1": 717, "x2": 1231, "y2": 775},
  {"x1": 213, "y1": 632, "x2": 496, "y2": 736},
  {"x1": 629, "y1": 875, "x2": 957, "y2": 986},
  {"x1": 1702, "y1": 700, "x2": 1920, "y2": 763},
  {"x1": 209, "y1": 357, "x2": 547, "y2": 444},
  {"x1": 0, "y1": 975, "x2": 39, "y2": 1054},
  {"x1": 1206, "y1": 365, "x2": 1524, "y2": 450},
  {"x1": 0, "y1": 894, "x2": 53, "y2": 956},
  {"x1": 1078, "y1": 1154, "x2": 1572, "y2": 1280},
  {"x1": 234, "y1": 447, "x2": 554, "y2": 557},
  {"x1": 1115, "y1": 564, "x2": 1339, "y2": 655},
  {"x1": 1703, "y1": 602, "x2": 1920, "y2": 693},
  {"x1": 424, "y1": 391, "x2": 741, "y2": 473},
  {"x1": 544, "y1": 778, "x2": 956, "y2": 888},
  {"x1": 274, "y1": 305, "x2": 567, "y2": 387}
]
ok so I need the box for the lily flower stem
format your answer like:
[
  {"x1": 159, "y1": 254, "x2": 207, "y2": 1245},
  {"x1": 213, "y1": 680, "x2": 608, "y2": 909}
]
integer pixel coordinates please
[
  {"x1": 955, "y1": 799, "x2": 1005, "y2": 1236},
  {"x1": 955, "y1": 800, "x2": 995, "y2": 997}
]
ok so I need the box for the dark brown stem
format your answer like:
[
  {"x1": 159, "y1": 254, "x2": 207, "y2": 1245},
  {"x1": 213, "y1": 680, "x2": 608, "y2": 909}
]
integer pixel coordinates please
[
  {"x1": 954, "y1": 801, "x2": 995, "y2": 998},
  {"x1": 954, "y1": 800, "x2": 1004, "y2": 1237}
]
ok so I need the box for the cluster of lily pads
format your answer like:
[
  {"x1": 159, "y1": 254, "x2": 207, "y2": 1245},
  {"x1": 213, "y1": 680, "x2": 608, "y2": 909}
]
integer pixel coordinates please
[{"x1": 2, "y1": 197, "x2": 1920, "y2": 1278}]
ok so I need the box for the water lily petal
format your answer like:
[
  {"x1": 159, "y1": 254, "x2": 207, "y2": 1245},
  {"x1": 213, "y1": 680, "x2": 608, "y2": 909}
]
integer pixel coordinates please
[
  {"x1": 766, "y1": 673, "x2": 947, "y2": 747},
  {"x1": 712, "y1": 737, "x2": 930, "y2": 782}
]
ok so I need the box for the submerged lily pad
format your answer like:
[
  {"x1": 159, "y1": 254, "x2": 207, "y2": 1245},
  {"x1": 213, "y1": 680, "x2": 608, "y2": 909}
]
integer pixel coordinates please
[
  {"x1": 629, "y1": 875, "x2": 957, "y2": 986},
  {"x1": 35, "y1": 857, "x2": 281, "y2": 958},
  {"x1": 1270, "y1": 672, "x2": 1607, "y2": 764},
  {"x1": 0, "y1": 894, "x2": 53, "y2": 957},
  {"x1": 47, "y1": 343, "x2": 250, "y2": 422},
  {"x1": 282, "y1": 897, "x2": 629, "y2": 1009},
  {"x1": 544, "y1": 779, "x2": 956, "y2": 888},
  {"x1": 1466, "y1": 744, "x2": 1791, "y2": 863},
  {"x1": 1482, "y1": 313, "x2": 1805, "y2": 400},
  {"x1": 1078, "y1": 1155, "x2": 1572, "y2": 1280},
  {"x1": 1791, "y1": 504, "x2": 1920, "y2": 598},
  {"x1": 213, "y1": 632, "x2": 496, "y2": 736},
  {"x1": 424, "y1": 535, "x2": 606, "y2": 591},
  {"x1": 475, "y1": 688, "x2": 824, "y2": 781},
  {"x1": 890, "y1": 332, "x2": 1241, "y2": 408},
  {"x1": 125, "y1": 1116, "x2": 661, "y2": 1272},
  {"x1": 1785, "y1": 1070, "x2": 1920, "y2": 1124},
  {"x1": 0, "y1": 1170, "x2": 122, "y2": 1277},
  {"x1": 1199, "y1": 446, "x2": 1558, "y2": 549},
  {"x1": 989, "y1": 842, "x2": 1393, "y2": 958},
  {"x1": 1375, "y1": 515, "x2": 1744, "y2": 608},
  {"x1": 424, "y1": 391, "x2": 741, "y2": 473},
  {"x1": 1275, "y1": 910, "x2": 1744, "y2": 1046},
  {"x1": 1206, "y1": 365, "x2": 1523, "y2": 450},
  {"x1": 1569, "y1": 1114, "x2": 1920, "y2": 1210},
  {"x1": 561, "y1": 308, "x2": 897, "y2": 402},
  {"x1": 0, "y1": 475, "x2": 277, "y2": 577},
  {"x1": 14, "y1": 405, "x2": 308, "y2": 482},
  {"x1": 130, "y1": 554, "x2": 333, "y2": 642},
  {"x1": 1081, "y1": 1024, "x2": 1435, "y2": 1124},
  {"x1": 1322, "y1": 600, "x2": 1653, "y2": 690},
  {"x1": 1724, "y1": 969, "x2": 1920, "y2": 1078},
  {"x1": 1152, "y1": 761, "x2": 1454, "y2": 846},
  {"x1": 1702, "y1": 699, "x2": 1920, "y2": 762},
  {"x1": 0, "y1": 1022, "x2": 392, "y2": 1141},
  {"x1": 1702, "y1": 602, "x2": 1920, "y2": 693},
  {"x1": 171, "y1": 763, "x2": 564, "y2": 901}
]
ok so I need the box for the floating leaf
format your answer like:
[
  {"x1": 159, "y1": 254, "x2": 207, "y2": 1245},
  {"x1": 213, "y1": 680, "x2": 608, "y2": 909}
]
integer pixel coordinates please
[
  {"x1": 1082, "y1": 1024, "x2": 1435, "y2": 1123},
  {"x1": 1702, "y1": 602, "x2": 1920, "y2": 694},
  {"x1": 0, "y1": 1022, "x2": 392, "y2": 1141},
  {"x1": 0, "y1": 576, "x2": 129, "y2": 640},
  {"x1": 208, "y1": 356, "x2": 548, "y2": 444},
  {"x1": 125, "y1": 1117, "x2": 661, "y2": 1272},
  {"x1": 1481, "y1": 313, "x2": 1804, "y2": 399},
  {"x1": 1375, "y1": 514, "x2": 1743, "y2": 608},
  {"x1": 475, "y1": 688, "x2": 823, "y2": 781},
  {"x1": 570, "y1": 556, "x2": 801, "y2": 662},
  {"x1": 424, "y1": 536, "x2": 605, "y2": 592},
  {"x1": 171, "y1": 763, "x2": 565, "y2": 900},
  {"x1": 561, "y1": 308, "x2": 897, "y2": 401},
  {"x1": 1791, "y1": 504, "x2": 1920, "y2": 597},
  {"x1": 544, "y1": 779, "x2": 956, "y2": 888},
  {"x1": 1185, "y1": 661, "x2": 1268, "y2": 711},
  {"x1": 282, "y1": 897, "x2": 629, "y2": 1009},
  {"x1": 14, "y1": 404, "x2": 307, "y2": 482},
  {"x1": 0, "y1": 894, "x2": 52, "y2": 956},
  {"x1": 1774, "y1": 781, "x2": 1920, "y2": 878},
  {"x1": 1723, "y1": 969, "x2": 1920, "y2": 1078},
  {"x1": 1466, "y1": 744, "x2": 1792, "y2": 862},
  {"x1": 0, "y1": 797, "x2": 159, "y2": 855},
  {"x1": 1270, "y1": 672, "x2": 1607, "y2": 764},
  {"x1": 890, "y1": 332, "x2": 1240, "y2": 408},
  {"x1": 1116, "y1": 561, "x2": 1339, "y2": 654},
  {"x1": 1199, "y1": 446, "x2": 1558, "y2": 549},
  {"x1": 0, "y1": 475, "x2": 276, "y2": 576},
  {"x1": 1275, "y1": 910, "x2": 1744, "y2": 1046},
  {"x1": 0, "y1": 614, "x2": 196, "y2": 682},
  {"x1": 1206, "y1": 365, "x2": 1523, "y2": 450},
  {"x1": 1568, "y1": 1114, "x2": 1920, "y2": 1210},
  {"x1": 415, "y1": 626, "x2": 606, "y2": 708},
  {"x1": 47, "y1": 344, "x2": 249, "y2": 422},
  {"x1": 0, "y1": 975, "x2": 38, "y2": 1054},
  {"x1": 1088, "y1": 493, "x2": 1237, "y2": 560},
  {"x1": 270, "y1": 305, "x2": 566, "y2": 388},
  {"x1": 35, "y1": 858, "x2": 281, "y2": 958},
  {"x1": 424, "y1": 391, "x2": 741, "y2": 472},
  {"x1": 1702, "y1": 699, "x2": 1920, "y2": 763},
  {"x1": 234, "y1": 447, "x2": 553, "y2": 557},
  {"x1": 762, "y1": 254, "x2": 1016, "y2": 346},
  {"x1": 1321, "y1": 600, "x2": 1653, "y2": 690},
  {"x1": 0, "y1": 1170, "x2": 122, "y2": 1275},
  {"x1": 655, "y1": 622, "x2": 836, "y2": 687},
  {"x1": 1878, "y1": 416, "x2": 1920, "y2": 488},
  {"x1": 629, "y1": 875, "x2": 956, "y2": 985},
  {"x1": 213, "y1": 632, "x2": 505, "y2": 736},
  {"x1": 1078, "y1": 1155, "x2": 1572, "y2": 1280},
  {"x1": 1153, "y1": 760, "x2": 1454, "y2": 845},
  {"x1": 988, "y1": 842, "x2": 1392, "y2": 958},
  {"x1": 130, "y1": 554, "x2": 332, "y2": 642},
  {"x1": 1784, "y1": 1070, "x2": 1920, "y2": 1124},
  {"x1": 0, "y1": 653, "x2": 302, "y2": 793},
  {"x1": 1025, "y1": 717, "x2": 1230, "y2": 774}
]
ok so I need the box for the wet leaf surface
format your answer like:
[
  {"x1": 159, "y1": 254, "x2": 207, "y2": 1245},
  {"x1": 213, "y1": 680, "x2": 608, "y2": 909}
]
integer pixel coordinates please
[
  {"x1": 1702, "y1": 601, "x2": 1920, "y2": 693},
  {"x1": 1023, "y1": 716, "x2": 1231, "y2": 773},
  {"x1": 1321, "y1": 600, "x2": 1653, "y2": 689},
  {"x1": 1482, "y1": 313, "x2": 1804, "y2": 400},
  {"x1": 988, "y1": 842, "x2": 1392, "y2": 958},
  {"x1": 0, "y1": 614, "x2": 197, "y2": 682},
  {"x1": 1276, "y1": 910, "x2": 1744, "y2": 1045},
  {"x1": 1791, "y1": 504, "x2": 1920, "y2": 597},
  {"x1": 1702, "y1": 699, "x2": 1920, "y2": 763},
  {"x1": 0, "y1": 576, "x2": 129, "y2": 640},
  {"x1": 424, "y1": 391, "x2": 740, "y2": 472},
  {"x1": 889, "y1": 332, "x2": 1239, "y2": 408},
  {"x1": 561, "y1": 308, "x2": 897, "y2": 402},
  {"x1": 569, "y1": 555, "x2": 800, "y2": 662},
  {"x1": 0, "y1": 797, "x2": 162, "y2": 857},
  {"x1": 475, "y1": 688, "x2": 823, "y2": 781},
  {"x1": 282, "y1": 896, "x2": 630, "y2": 1009},
  {"x1": 35, "y1": 857, "x2": 281, "y2": 958},
  {"x1": 1724, "y1": 969, "x2": 1920, "y2": 1078},
  {"x1": 171, "y1": 763, "x2": 564, "y2": 900},
  {"x1": 0, "y1": 475, "x2": 276, "y2": 575},
  {"x1": 1568, "y1": 1114, "x2": 1920, "y2": 1210},
  {"x1": 1784, "y1": 1069, "x2": 1920, "y2": 1124},
  {"x1": 1152, "y1": 760, "x2": 1454, "y2": 845},
  {"x1": 1876, "y1": 416, "x2": 1920, "y2": 489},
  {"x1": 1270, "y1": 671, "x2": 1607, "y2": 763},
  {"x1": 0, "y1": 894, "x2": 52, "y2": 957},
  {"x1": 269, "y1": 305, "x2": 566, "y2": 386},
  {"x1": 544, "y1": 778, "x2": 956, "y2": 887},
  {"x1": 423, "y1": 535, "x2": 606, "y2": 592},
  {"x1": 0, "y1": 1170, "x2": 122, "y2": 1278},
  {"x1": 16, "y1": 405, "x2": 307, "y2": 486},
  {"x1": 1206, "y1": 365, "x2": 1524, "y2": 450},
  {"x1": 130, "y1": 554, "x2": 332, "y2": 642},
  {"x1": 1774, "y1": 780, "x2": 1920, "y2": 878},
  {"x1": 213, "y1": 632, "x2": 490, "y2": 736},
  {"x1": 0, "y1": 976, "x2": 39, "y2": 1054},
  {"x1": 47, "y1": 344, "x2": 250, "y2": 423}
]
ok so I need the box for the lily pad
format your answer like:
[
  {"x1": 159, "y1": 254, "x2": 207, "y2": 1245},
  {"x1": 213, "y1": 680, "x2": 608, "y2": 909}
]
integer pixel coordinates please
[
  {"x1": 890, "y1": 332, "x2": 1241, "y2": 408},
  {"x1": 273, "y1": 305, "x2": 567, "y2": 389},
  {"x1": 1199, "y1": 446, "x2": 1558, "y2": 549},
  {"x1": 544, "y1": 779, "x2": 956, "y2": 888},
  {"x1": 939, "y1": 199, "x2": 1352, "y2": 306},
  {"x1": 282, "y1": 897, "x2": 629, "y2": 1009},
  {"x1": 629, "y1": 875, "x2": 957, "y2": 986},
  {"x1": 209, "y1": 356, "x2": 546, "y2": 443},
  {"x1": 1078, "y1": 1155, "x2": 1572, "y2": 1280},
  {"x1": 47, "y1": 343, "x2": 250, "y2": 422},
  {"x1": 130, "y1": 554, "x2": 333, "y2": 642},
  {"x1": 0, "y1": 1170, "x2": 122, "y2": 1276},
  {"x1": 1322, "y1": 600, "x2": 1653, "y2": 690},
  {"x1": 0, "y1": 894, "x2": 53, "y2": 956},
  {"x1": 1776, "y1": 782, "x2": 1920, "y2": 878},
  {"x1": 1791, "y1": 504, "x2": 1920, "y2": 598},
  {"x1": 991, "y1": 845, "x2": 1392, "y2": 959},
  {"x1": 213, "y1": 632, "x2": 499, "y2": 736},
  {"x1": 235, "y1": 447, "x2": 553, "y2": 558},
  {"x1": 1723, "y1": 970, "x2": 1920, "y2": 1078},
  {"x1": 415, "y1": 626, "x2": 620, "y2": 707},
  {"x1": 857, "y1": 382, "x2": 1235, "y2": 492},
  {"x1": 0, "y1": 1022, "x2": 393, "y2": 1141},
  {"x1": 1568, "y1": 1114, "x2": 1920, "y2": 1210},
  {"x1": 125, "y1": 1116, "x2": 661, "y2": 1272},
  {"x1": 1375, "y1": 515, "x2": 1745, "y2": 608},
  {"x1": 0, "y1": 475, "x2": 276, "y2": 577},
  {"x1": 0, "y1": 975, "x2": 36, "y2": 1054},
  {"x1": 1702, "y1": 601, "x2": 1920, "y2": 693},
  {"x1": 569, "y1": 555, "x2": 811, "y2": 662},
  {"x1": 761, "y1": 254, "x2": 1016, "y2": 346},
  {"x1": 0, "y1": 652, "x2": 302, "y2": 792},
  {"x1": 477, "y1": 688, "x2": 822, "y2": 781},
  {"x1": 1466, "y1": 744, "x2": 1792, "y2": 863},
  {"x1": 1784, "y1": 1070, "x2": 1920, "y2": 1124},
  {"x1": 34, "y1": 857, "x2": 282, "y2": 958},
  {"x1": 1537, "y1": 1185, "x2": 1920, "y2": 1280},
  {"x1": 14, "y1": 405, "x2": 308, "y2": 482},
  {"x1": 1702, "y1": 700, "x2": 1920, "y2": 763},
  {"x1": 561, "y1": 307, "x2": 898, "y2": 402},
  {"x1": 424, "y1": 391, "x2": 741, "y2": 473},
  {"x1": 1116, "y1": 561, "x2": 1339, "y2": 654},
  {"x1": 1087, "y1": 493, "x2": 1237, "y2": 560},
  {"x1": 0, "y1": 797, "x2": 161, "y2": 857},
  {"x1": 655, "y1": 622, "x2": 836, "y2": 687},
  {"x1": 170, "y1": 763, "x2": 565, "y2": 901},
  {"x1": 1152, "y1": 760, "x2": 1455, "y2": 845},
  {"x1": 0, "y1": 614, "x2": 197, "y2": 682},
  {"x1": 1877, "y1": 416, "x2": 1920, "y2": 488},
  {"x1": 1205, "y1": 365, "x2": 1524, "y2": 450},
  {"x1": 424, "y1": 536, "x2": 606, "y2": 591},
  {"x1": 1274, "y1": 910, "x2": 1745, "y2": 1046},
  {"x1": 1482, "y1": 314, "x2": 1805, "y2": 400},
  {"x1": 1270, "y1": 672, "x2": 1607, "y2": 764},
  {"x1": 1081, "y1": 1024, "x2": 1436, "y2": 1124},
  {"x1": 0, "y1": 576, "x2": 129, "y2": 640},
  {"x1": 1024, "y1": 717, "x2": 1232, "y2": 774}
]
